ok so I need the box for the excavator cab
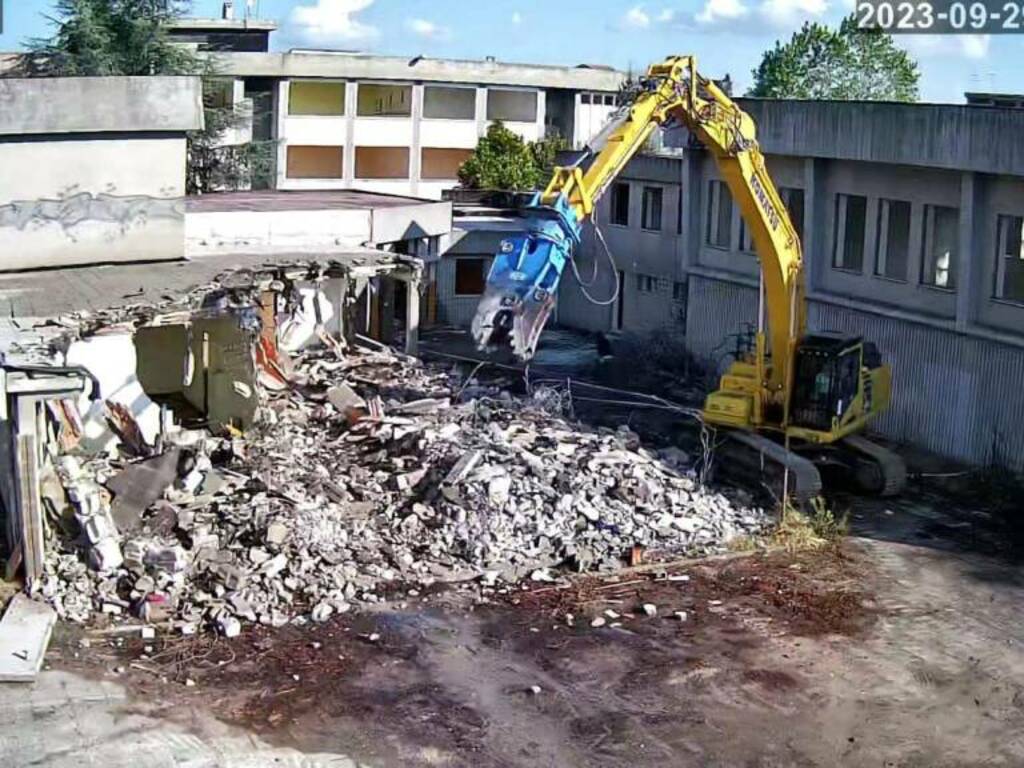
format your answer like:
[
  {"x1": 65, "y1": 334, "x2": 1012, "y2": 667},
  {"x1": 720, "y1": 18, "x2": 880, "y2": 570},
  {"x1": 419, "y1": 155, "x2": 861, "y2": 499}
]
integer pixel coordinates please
[
  {"x1": 788, "y1": 333, "x2": 890, "y2": 439},
  {"x1": 790, "y1": 334, "x2": 866, "y2": 432}
]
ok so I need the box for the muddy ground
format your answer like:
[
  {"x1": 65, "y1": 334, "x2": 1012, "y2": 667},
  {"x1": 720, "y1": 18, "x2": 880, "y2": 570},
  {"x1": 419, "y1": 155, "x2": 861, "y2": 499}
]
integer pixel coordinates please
[{"x1": 45, "y1": 484, "x2": 1024, "y2": 767}]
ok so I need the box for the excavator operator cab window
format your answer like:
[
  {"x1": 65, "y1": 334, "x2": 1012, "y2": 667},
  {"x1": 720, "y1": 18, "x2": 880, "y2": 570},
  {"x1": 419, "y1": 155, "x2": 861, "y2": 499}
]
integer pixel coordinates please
[{"x1": 791, "y1": 335, "x2": 863, "y2": 431}]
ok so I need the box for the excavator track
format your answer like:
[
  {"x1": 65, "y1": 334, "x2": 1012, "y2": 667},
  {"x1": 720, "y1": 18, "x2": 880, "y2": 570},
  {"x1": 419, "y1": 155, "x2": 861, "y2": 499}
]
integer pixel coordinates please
[
  {"x1": 841, "y1": 435, "x2": 907, "y2": 497},
  {"x1": 716, "y1": 430, "x2": 823, "y2": 502}
]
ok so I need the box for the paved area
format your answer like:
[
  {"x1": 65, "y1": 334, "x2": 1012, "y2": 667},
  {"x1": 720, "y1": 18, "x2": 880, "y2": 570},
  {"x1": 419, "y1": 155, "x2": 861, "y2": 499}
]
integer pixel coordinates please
[
  {"x1": 2, "y1": 490, "x2": 1022, "y2": 767},
  {"x1": 0, "y1": 670, "x2": 362, "y2": 767}
]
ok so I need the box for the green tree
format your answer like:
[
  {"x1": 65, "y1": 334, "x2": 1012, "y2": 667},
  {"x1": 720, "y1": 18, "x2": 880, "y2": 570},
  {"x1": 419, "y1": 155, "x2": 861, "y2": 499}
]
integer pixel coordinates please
[
  {"x1": 23, "y1": 0, "x2": 274, "y2": 193},
  {"x1": 458, "y1": 123, "x2": 568, "y2": 191},
  {"x1": 749, "y1": 14, "x2": 919, "y2": 102}
]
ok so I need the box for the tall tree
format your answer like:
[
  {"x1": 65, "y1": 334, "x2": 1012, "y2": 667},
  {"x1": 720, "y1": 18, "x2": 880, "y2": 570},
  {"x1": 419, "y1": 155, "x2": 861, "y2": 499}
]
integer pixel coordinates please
[
  {"x1": 23, "y1": 0, "x2": 273, "y2": 193},
  {"x1": 749, "y1": 14, "x2": 919, "y2": 102}
]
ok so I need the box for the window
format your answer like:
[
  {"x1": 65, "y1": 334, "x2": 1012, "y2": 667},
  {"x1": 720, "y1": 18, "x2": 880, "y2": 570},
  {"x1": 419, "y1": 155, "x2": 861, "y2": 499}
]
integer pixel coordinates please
[
  {"x1": 289, "y1": 81, "x2": 346, "y2": 116},
  {"x1": 641, "y1": 186, "x2": 663, "y2": 231},
  {"x1": 487, "y1": 89, "x2": 538, "y2": 122},
  {"x1": 874, "y1": 199, "x2": 911, "y2": 281},
  {"x1": 636, "y1": 274, "x2": 657, "y2": 292},
  {"x1": 423, "y1": 86, "x2": 476, "y2": 120},
  {"x1": 673, "y1": 281, "x2": 686, "y2": 302},
  {"x1": 995, "y1": 215, "x2": 1024, "y2": 302},
  {"x1": 421, "y1": 148, "x2": 473, "y2": 180},
  {"x1": 205, "y1": 79, "x2": 235, "y2": 109},
  {"x1": 738, "y1": 220, "x2": 755, "y2": 253},
  {"x1": 580, "y1": 93, "x2": 592, "y2": 105},
  {"x1": 604, "y1": 94, "x2": 616, "y2": 106},
  {"x1": 706, "y1": 180, "x2": 732, "y2": 249},
  {"x1": 610, "y1": 182, "x2": 630, "y2": 226},
  {"x1": 779, "y1": 187, "x2": 805, "y2": 241},
  {"x1": 354, "y1": 147, "x2": 410, "y2": 179},
  {"x1": 832, "y1": 194, "x2": 867, "y2": 272},
  {"x1": 286, "y1": 146, "x2": 344, "y2": 179},
  {"x1": 356, "y1": 83, "x2": 412, "y2": 117},
  {"x1": 921, "y1": 204, "x2": 959, "y2": 289},
  {"x1": 454, "y1": 258, "x2": 487, "y2": 296}
]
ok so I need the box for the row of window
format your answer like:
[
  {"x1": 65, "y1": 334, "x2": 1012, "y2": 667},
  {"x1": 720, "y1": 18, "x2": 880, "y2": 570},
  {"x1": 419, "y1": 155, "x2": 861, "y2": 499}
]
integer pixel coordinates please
[
  {"x1": 608, "y1": 183, "x2": 670, "y2": 232},
  {"x1": 287, "y1": 81, "x2": 539, "y2": 122},
  {"x1": 634, "y1": 274, "x2": 686, "y2": 302},
  {"x1": 837, "y1": 197, "x2": 1024, "y2": 301},
  {"x1": 285, "y1": 145, "x2": 473, "y2": 181},
  {"x1": 580, "y1": 92, "x2": 618, "y2": 106},
  {"x1": 606, "y1": 177, "x2": 1024, "y2": 305}
]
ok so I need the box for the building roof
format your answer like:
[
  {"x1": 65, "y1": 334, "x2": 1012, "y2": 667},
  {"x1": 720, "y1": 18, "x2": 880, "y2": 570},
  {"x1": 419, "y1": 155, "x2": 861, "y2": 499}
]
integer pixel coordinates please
[
  {"x1": 736, "y1": 97, "x2": 1024, "y2": 176},
  {"x1": 964, "y1": 91, "x2": 1024, "y2": 108},
  {"x1": 185, "y1": 189, "x2": 436, "y2": 214},
  {"x1": 167, "y1": 17, "x2": 278, "y2": 32},
  {"x1": 0, "y1": 76, "x2": 204, "y2": 136},
  {"x1": 215, "y1": 51, "x2": 626, "y2": 91}
]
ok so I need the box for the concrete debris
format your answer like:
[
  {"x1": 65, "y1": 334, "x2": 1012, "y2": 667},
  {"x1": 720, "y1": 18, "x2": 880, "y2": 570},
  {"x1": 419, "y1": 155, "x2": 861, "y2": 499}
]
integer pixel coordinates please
[
  {"x1": 642, "y1": 603, "x2": 658, "y2": 617},
  {"x1": 34, "y1": 342, "x2": 767, "y2": 634}
]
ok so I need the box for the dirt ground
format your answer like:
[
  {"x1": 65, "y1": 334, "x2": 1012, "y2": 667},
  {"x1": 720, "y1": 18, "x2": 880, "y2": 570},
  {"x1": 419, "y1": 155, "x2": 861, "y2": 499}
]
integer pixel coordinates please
[{"x1": 42, "y1": 482, "x2": 1024, "y2": 768}]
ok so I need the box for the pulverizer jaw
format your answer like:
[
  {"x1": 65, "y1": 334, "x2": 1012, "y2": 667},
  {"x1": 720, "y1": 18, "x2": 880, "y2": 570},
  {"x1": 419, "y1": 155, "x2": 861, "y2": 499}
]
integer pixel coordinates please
[{"x1": 469, "y1": 194, "x2": 581, "y2": 362}]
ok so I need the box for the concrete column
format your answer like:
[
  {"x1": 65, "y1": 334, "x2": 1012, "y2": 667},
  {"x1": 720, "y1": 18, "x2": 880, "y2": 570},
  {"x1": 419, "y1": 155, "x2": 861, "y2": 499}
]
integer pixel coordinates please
[
  {"x1": 956, "y1": 171, "x2": 986, "y2": 331},
  {"x1": 802, "y1": 157, "x2": 827, "y2": 293},
  {"x1": 475, "y1": 87, "x2": 488, "y2": 137},
  {"x1": 275, "y1": 80, "x2": 290, "y2": 189},
  {"x1": 410, "y1": 84, "x2": 424, "y2": 196},
  {"x1": 536, "y1": 90, "x2": 547, "y2": 139},
  {"x1": 405, "y1": 276, "x2": 421, "y2": 355},
  {"x1": 681, "y1": 149, "x2": 704, "y2": 271},
  {"x1": 344, "y1": 80, "x2": 357, "y2": 186},
  {"x1": 379, "y1": 278, "x2": 396, "y2": 343}
]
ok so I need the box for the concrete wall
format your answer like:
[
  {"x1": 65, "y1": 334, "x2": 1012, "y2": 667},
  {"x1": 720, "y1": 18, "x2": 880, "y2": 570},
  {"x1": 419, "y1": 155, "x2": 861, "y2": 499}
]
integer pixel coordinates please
[
  {"x1": 0, "y1": 77, "x2": 202, "y2": 271},
  {"x1": 185, "y1": 197, "x2": 451, "y2": 256},
  {"x1": 0, "y1": 77, "x2": 203, "y2": 136}
]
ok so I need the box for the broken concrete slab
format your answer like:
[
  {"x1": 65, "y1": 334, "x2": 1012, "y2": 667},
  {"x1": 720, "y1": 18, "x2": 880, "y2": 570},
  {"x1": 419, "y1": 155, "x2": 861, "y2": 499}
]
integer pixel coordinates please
[
  {"x1": 0, "y1": 594, "x2": 56, "y2": 682},
  {"x1": 105, "y1": 448, "x2": 182, "y2": 532}
]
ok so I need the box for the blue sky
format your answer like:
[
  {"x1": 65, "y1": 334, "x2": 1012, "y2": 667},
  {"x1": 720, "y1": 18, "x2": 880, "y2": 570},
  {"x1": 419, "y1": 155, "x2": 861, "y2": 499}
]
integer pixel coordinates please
[{"x1": 1, "y1": 0, "x2": 1019, "y2": 102}]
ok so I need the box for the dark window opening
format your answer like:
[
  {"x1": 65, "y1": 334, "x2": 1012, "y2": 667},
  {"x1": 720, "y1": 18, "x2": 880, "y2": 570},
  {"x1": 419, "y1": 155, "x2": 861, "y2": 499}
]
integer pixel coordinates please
[
  {"x1": 610, "y1": 182, "x2": 630, "y2": 226},
  {"x1": 454, "y1": 258, "x2": 486, "y2": 296}
]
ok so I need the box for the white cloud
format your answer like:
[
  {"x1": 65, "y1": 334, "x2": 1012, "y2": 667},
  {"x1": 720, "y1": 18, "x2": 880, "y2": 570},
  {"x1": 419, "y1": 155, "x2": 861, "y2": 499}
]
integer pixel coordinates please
[
  {"x1": 289, "y1": 0, "x2": 378, "y2": 44},
  {"x1": 959, "y1": 35, "x2": 991, "y2": 59},
  {"x1": 758, "y1": 0, "x2": 827, "y2": 25},
  {"x1": 657, "y1": 8, "x2": 676, "y2": 22},
  {"x1": 623, "y1": 5, "x2": 651, "y2": 28},
  {"x1": 407, "y1": 18, "x2": 452, "y2": 40},
  {"x1": 900, "y1": 33, "x2": 991, "y2": 61},
  {"x1": 512, "y1": 11, "x2": 523, "y2": 25},
  {"x1": 696, "y1": 0, "x2": 749, "y2": 23}
]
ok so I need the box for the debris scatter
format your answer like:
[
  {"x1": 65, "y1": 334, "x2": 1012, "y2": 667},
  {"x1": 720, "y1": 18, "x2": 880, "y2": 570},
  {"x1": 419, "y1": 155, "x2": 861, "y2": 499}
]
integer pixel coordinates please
[{"x1": 28, "y1": 271, "x2": 765, "y2": 635}]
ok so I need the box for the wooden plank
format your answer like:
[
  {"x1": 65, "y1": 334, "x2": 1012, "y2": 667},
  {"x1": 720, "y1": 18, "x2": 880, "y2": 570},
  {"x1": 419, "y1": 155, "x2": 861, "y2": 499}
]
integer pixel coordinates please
[{"x1": 0, "y1": 594, "x2": 56, "y2": 682}]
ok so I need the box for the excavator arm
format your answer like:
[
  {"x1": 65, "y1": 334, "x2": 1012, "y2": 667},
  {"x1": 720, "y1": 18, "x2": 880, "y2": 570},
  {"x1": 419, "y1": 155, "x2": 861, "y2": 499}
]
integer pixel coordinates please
[{"x1": 472, "y1": 56, "x2": 804, "y2": 416}]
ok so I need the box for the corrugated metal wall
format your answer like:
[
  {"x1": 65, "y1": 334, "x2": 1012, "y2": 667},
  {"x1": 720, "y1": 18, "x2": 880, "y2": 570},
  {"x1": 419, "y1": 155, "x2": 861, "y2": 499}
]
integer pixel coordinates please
[
  {"x1": 686, "y1": 275, "x2": 758, "y2": 361},
  {"x1": 811, "y1": 303, "x2": 1024, "y2": 469},
  {"x1": 436, "y1": 257, "x2": 491, "y2": 327},
  {"x1": 687, "y1": 273, "x2": 1024, "y2": 469}
]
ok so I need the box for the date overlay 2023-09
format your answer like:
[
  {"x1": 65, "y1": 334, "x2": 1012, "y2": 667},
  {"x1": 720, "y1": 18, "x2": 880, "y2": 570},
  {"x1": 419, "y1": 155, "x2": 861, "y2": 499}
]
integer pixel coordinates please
[{"x1": 857, "y1": 0, "x2": 1024, "y2": 32}]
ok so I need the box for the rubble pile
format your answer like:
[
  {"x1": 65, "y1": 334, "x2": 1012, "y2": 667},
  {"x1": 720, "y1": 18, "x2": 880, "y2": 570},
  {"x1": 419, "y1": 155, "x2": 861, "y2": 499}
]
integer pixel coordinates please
[{"x1": 37, "y1": 343, "x2": 767, "y2": 633}]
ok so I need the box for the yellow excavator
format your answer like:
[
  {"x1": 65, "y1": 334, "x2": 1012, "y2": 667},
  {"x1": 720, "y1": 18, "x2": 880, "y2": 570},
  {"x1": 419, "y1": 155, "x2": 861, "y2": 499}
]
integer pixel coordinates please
[{"x1": 472, "y1": 55, "x2": 906, "y2": 499}]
